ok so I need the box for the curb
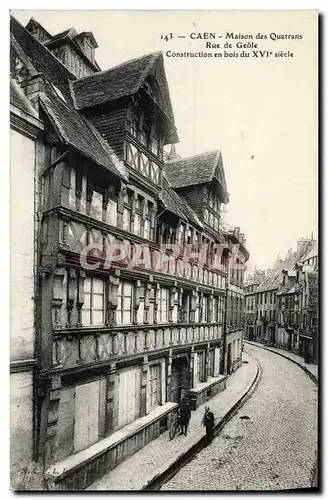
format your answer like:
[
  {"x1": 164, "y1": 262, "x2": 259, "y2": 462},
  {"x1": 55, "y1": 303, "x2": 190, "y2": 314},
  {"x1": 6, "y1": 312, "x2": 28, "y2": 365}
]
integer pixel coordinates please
[
  {"x1": 142, "y1": 352, "x2": 262, "y2": 491},
  {"x1": 245, "y1": 341, "x2": 318, "y2": 385}
]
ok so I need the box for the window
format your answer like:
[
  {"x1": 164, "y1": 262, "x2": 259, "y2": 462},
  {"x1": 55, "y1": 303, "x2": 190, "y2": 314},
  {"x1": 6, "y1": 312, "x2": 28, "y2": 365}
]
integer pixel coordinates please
[
  {"x1": 73, "y1": 380, "x2": 106, "y2": 453},
  {"x1": 90, "y1": 190, "x2": 103, "y2": 220},
  {"x1": 144, "y1": 219, "x2": 151, "y2": 240},
  {"x1": 213, "y1": 297, "x2": 218, "y2": 322},
  {"x1": 82, "y1": 276, "x2": 105, "y2": 326},
  {"x1": 197, "y1": 352, "x2": 205, "y2": 383},
  {"x1": 178, "y1": 223, "x2": 185, "y2": 246},
  {"x1": 148, "y1": 365, "x2": 161, "y2": 410},
  {"x1": 123, "y1": 208, "x2": 131, "y2": 232},
  {"x1": 117, "y1": 281, "x2": 133, "y2": 325},
  {"x1": 202, "y1": 295, "x2": 209, "y2": 322},
  {"x1": 158, "y1": 287, "x2": 169, "y2": 323},
  {"x1": 127, "y1": 108, "x2": 139, "y2": 138},
  {"x1": 134, "y1": 213, "x2": 142, "y2": 237},
  {"x1": 123, "y1": 191, "x2": 132, "y2": 232},
  {"x1": 106, "y1": 198, "x2": 117, "y2": 226},
  {"x1": 208, "y1": 349, "x2": 215, "y2": 377}
]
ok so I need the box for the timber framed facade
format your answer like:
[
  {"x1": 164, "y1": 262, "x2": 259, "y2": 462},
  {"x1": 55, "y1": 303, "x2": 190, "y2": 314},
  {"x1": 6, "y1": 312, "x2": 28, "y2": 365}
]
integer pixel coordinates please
[{"x1": 10, "y1": 15, "x2": 249, "y2": 490}]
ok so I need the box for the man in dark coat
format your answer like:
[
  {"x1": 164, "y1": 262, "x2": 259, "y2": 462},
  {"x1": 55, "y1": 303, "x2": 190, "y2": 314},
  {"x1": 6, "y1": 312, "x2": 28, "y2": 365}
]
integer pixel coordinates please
[
  {"x1": 178, "y1": 397, "x2": 191, "y2": 436},
  {"x1": 203, "y1": 406, "x2": 215, "y2": 444}
]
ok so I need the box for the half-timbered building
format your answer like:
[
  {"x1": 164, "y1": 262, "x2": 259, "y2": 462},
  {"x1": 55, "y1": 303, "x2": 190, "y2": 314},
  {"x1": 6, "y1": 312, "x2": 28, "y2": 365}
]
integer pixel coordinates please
[{"x1": 10, "y1": 15, "x2": 248, "y2": 490}]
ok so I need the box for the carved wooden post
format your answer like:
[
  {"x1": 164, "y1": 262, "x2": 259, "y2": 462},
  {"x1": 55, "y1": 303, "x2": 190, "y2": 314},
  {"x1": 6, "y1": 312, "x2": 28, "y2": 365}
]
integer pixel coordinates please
[
  {"x1": 66, "y1": 269, "x2": 76, "y2": 327},
  {"x1": 52, "y1": 267, "x2": 66, "y2": 331},
  {"x1": 154, "y1": 283, "x2": 160, "y2": 324},
  {"x1": 144, "y1": 276, "x2": 153, "y2": 324},
  {"x1": 169, "y1": 284, "x2": 176, "y2": 323},
  {"x1": 177, "y1": 287, "x2": 183, "y2": 323},
  {"x1": 208, "y1": 293, "x2": 214, "y2": 323},
  {"x1": 106, "y1": 362, "x2": 117, "y2": 433},
  {"x1": 150, "y1": 203, "x2": 157, "y2": 242},
  {"x1": 205, "y1": 342, "x2": 210, "y2": 381},
  {"x1": 103, "y1": 187, "x2": 109, "y2": 222},
  {"x1": 199, "y1": 291, "x2": 204, "y2": 323},
  {"x1": 107, "y1": 269, "x2": 120, "y2": 326},
  {"x1": 167, "y1": 349, "x2": 173, "y2": 402},
  {"x1": 117, "y1": 182, "x2": 127, "y2": 229},
  {"x1": 140, "y1": 355, "x2": 149, "y2": 416},
  {"x1": 76, "y1": 269, "x2": 85, "y2": 327},
  {"x1": 190, "y1": 289, "x2": 197, "y2": 323},
  {"x1": 133, "y1": 280, "x2": 141, "y2": 325},
  {"x1": 85, "y1": 181, "x2": 93, "y2": 217}
]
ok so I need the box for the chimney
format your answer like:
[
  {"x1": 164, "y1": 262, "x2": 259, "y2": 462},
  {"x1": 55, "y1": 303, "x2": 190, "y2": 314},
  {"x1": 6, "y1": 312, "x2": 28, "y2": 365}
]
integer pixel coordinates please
[
  {"x1": 297, "y1": 239, "x2": 312, "y2": 260},
  {"x1": 167, "y1": 144, "x2": 181, "y2": 161}
]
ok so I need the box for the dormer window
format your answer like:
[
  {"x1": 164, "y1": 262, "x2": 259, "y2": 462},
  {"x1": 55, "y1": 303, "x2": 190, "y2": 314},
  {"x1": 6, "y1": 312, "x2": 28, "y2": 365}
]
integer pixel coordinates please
[{"x1": 84, "y1": 39, "x2": 93, "y2": 60}]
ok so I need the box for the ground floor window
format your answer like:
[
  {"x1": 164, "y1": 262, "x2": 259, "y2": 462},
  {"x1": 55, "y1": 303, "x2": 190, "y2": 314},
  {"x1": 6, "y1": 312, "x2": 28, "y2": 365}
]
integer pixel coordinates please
[
  {"x1": 74, "y1": 379, "x2": 106, "y2": 453},
  {"x1": 208, "y1": 349, "x2": 215, "y2": 377},
  {"x1": 196, "y1": 351, "x2": 205, "y2": 383},
  {"x1": 117, "y1": 366, "x2": 141, "y2": 428},
  {"x1": 148, "y1": 364, "x2": 161, "y2": 410}
]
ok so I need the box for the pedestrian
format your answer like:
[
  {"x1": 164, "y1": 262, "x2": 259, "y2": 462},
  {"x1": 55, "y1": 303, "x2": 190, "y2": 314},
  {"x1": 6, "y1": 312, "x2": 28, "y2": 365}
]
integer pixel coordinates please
[
  {"x1": 178, "y1": 397, "x2": 191, "y2": 436},
  {"x1": 202, "y1": 406, "x2": 215, "y2": 444}
]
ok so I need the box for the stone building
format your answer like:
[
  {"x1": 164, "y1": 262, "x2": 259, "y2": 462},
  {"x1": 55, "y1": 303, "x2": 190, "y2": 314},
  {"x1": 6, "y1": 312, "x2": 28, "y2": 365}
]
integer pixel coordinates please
[
  {"x1": 276, "y1": 239, "x2": 318, "y2": 359},
  {"x1": 10, "y1": 78, "x2": 44, "y2": 488},
  {"x1": 221, "y1": 225, "x2": 249, "y2": 373},
  {"x1": 10, "y1": 15, "x2": 248, "y2": 490},
  {"x1": 244, "y1": 269, "x2": 266, "y2": 341},
  {"x1": 244, "y1": 239, "x2": 318, "y2": 362}
]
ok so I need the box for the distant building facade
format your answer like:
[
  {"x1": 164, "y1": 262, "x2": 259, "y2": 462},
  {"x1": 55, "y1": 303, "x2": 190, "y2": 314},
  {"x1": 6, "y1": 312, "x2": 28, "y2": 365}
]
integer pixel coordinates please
[
  {"x1": 244, "y1": 239, "x2": 318, "y2": 363},
  {"x1": 10, "y1": 16, "x2": 249, "y2": 490}
]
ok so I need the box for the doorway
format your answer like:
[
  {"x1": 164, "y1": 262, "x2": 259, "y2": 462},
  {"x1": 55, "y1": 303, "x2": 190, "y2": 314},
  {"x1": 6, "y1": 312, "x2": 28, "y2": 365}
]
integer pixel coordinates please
[{"x1": 171, "y1": 356, "x2": 189, "y2": 403}]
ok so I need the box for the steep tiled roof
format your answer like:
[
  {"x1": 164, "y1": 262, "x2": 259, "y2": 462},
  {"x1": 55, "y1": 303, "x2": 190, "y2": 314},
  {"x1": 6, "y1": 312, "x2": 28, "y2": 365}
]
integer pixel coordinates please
[
  {"x1": 301, "y1": 240, "x2": 317, "y2": 263},
  {"x1": 10, "y1": 78, "x2": 38, "y2": 117},
  {"x1": 10, "y1": 16, "x2": 127, "y2": 180},
  {"x1": 257, "y1": 243, "x2": 317, "y2": 293},
  {"x1": 256, "y1": 252, "x2": 298, "y2": 293},
  {"x1": 48, "y1": 28, "x2": 71, "y2": 42},
  {"x1": 39, "y1": 84, "x2": 127, "y2": 177},
  {"x1": 161, "y1": 174, "x2": 203, "y2": 229},
  {"x1": 164, "y1": 150, "x2": 219, "y2": 189},
  {"x1": 164, "y1": 150, "x2": 229, "y2": 205},
  {"x1": 73, "y1": 52, "x2": 172, "y2": 115}
]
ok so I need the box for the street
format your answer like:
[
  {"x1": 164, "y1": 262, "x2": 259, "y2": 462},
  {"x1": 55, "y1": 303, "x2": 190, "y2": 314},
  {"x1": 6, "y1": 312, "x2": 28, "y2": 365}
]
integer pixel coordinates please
[{"x1": 162, "y1": 344, "x2": 318, "y2": 491}]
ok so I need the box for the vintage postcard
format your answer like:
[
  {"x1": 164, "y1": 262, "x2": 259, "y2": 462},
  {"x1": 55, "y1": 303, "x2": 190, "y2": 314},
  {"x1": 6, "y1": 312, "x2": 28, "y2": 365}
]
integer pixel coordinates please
[{"x1": 10, "y1": 9, "x2": 318, "y2": 491}]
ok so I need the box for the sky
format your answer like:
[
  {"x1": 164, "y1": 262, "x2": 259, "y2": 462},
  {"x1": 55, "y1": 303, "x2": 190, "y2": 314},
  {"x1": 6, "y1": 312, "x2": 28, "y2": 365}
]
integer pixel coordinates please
[{"x1": 12, "y1": 10, "x2": 318, "y2": 274}]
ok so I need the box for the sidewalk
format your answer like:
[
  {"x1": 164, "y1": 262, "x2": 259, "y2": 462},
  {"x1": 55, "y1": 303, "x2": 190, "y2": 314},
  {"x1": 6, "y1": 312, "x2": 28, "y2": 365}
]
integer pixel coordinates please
[
  {"x1": 88, "y1": 350, "x2": 259, "y2": 491},
  {"x1": 246, "y1": 341, "x2": 318, "y2": 383}
]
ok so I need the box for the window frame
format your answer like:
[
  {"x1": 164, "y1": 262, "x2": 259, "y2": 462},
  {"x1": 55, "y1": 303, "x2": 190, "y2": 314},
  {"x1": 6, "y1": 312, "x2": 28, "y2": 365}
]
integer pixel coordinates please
[
  {"x1": 116, "y1": 280, "x2": 133, "y2": 325},
  {"x1": 82, "y1": 275, "x2": 105, "y2": 326}
]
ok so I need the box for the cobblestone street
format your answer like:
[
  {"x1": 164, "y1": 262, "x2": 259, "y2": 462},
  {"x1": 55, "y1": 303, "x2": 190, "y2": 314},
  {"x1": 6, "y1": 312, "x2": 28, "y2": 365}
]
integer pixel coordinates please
[{"x1": 162, "y1": 344, "x2": 318, "y2": 491}]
